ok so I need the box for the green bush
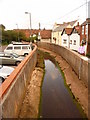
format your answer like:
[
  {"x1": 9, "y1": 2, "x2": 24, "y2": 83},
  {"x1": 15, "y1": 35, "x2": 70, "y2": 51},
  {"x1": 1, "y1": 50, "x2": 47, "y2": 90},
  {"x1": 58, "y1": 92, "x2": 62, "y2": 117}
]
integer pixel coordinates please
[
  {"x1": 86, "y1": 52, "x2": 90, "y2": 58},
  {"x1": 1, "y1": 24, "x2": 27, "y2": 45}
]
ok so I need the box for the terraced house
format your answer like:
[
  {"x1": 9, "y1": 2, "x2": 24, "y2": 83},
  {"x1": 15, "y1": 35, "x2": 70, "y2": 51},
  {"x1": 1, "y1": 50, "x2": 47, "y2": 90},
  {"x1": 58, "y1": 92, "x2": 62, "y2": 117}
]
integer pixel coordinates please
[
  {"x1": 52, "y1": 20, "x2": 78, "y2": 45},
  {"x1": 61, "y1": 23, "x2": 81, "y2": 51}
]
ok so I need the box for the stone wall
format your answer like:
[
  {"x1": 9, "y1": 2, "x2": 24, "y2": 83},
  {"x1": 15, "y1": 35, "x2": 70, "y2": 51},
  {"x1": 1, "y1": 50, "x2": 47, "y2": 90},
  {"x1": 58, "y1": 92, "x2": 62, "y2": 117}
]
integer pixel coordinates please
[
  {"x1": 0, "y1": 45, "x2": 37, "y2": 118},
  {"x1": 36, "y1": 42, "x2": 89, "y2": 87}
]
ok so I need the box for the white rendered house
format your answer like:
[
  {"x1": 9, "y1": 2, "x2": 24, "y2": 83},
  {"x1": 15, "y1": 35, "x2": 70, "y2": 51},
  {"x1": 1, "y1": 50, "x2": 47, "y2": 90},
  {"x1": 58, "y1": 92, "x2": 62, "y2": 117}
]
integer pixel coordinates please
[
  {"x1": 61, "y1": 26, "x2": 81, "y2": 51},
  {"x1": 70, "y1": 27, "x2": 80, "y2": 51},
  {"x1": 61, "y1": 28, "x2": 72, "y2": 48}
]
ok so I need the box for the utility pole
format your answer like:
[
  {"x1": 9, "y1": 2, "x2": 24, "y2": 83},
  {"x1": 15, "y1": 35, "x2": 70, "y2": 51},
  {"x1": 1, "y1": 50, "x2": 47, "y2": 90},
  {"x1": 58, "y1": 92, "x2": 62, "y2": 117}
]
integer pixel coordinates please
[
  {"x1": 86, "y1": 0, "x2": 87, "y2": 19},
  {"x1": 16, "y1": 24, "x2": 19, "y2": 42},
  {"x1": 39, "y1": 22, "x2": 41, "y2": 30},
  {"x1": 25, "y1": 12, "x2": 32, "y2": 38}
]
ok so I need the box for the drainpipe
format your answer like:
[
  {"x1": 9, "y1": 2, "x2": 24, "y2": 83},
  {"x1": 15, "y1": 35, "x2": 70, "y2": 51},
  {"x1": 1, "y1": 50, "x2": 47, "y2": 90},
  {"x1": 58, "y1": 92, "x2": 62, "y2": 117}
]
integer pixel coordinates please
[
  {"x1": 68, "y1": 36, "x2": 70, "y2": 48},
  {"x1": 79, "y1": 58, "x2": 82, "y2": 79}
]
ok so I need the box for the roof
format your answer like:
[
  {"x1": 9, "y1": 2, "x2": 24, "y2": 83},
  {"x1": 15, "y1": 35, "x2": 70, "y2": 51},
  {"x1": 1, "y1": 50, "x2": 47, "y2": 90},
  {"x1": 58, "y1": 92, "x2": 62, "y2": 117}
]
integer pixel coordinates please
[
  {"x1": 81, "y1": 18, "x2": 90, "y2": 26},
  {"x1": 61, "y1": 28, "x2": 73, "y2": 36},
  {"x1": 53, "y1": 20, "x2": 77, "y2": 32},
  {"x1": 40, "y1": 30, "x2": 52, "y2": 39},
  {"x1": 61, "y1": 24, "x2": 81, "y2": 36},
  {"x1": 74, "y1": 26, "x2": 81, "y2": 34},
  {"x1": 68, "y1": 20, "x2": 77, "y2": 26},
  {"x1": 14, "y1": 29, "x2": 52, "y2": 39},
  {"x1": 53, "y1": 23, "x2": 69, "y2": 32}
]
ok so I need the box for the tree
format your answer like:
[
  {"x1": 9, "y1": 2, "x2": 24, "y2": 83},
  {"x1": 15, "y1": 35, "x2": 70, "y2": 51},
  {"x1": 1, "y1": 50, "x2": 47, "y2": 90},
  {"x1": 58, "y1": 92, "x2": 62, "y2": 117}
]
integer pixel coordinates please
[
  {"x1": 2, "y1": 28, "x2": 27, "y2": 44},
  {"x1": 2, "y1": 30, "x2": 16, "y2": 44},
  {"x1": 26, "y1": 34, "x2": 38, "y2": 43},
  {"x1": 0, "y1": 24, "x2": 6, "y2": 31},
  {"x1": 19, "y1": 31, "x2": 26, "y2": 41}
]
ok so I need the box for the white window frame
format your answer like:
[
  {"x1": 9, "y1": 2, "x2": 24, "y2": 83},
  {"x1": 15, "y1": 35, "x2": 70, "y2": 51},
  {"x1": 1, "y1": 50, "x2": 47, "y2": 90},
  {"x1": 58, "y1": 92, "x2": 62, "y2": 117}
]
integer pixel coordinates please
[
  {"x1": 70, "y1": 40, "x2": 72, "y2": 44},
  {"x1": 73, "y1": 40, "x2": 76, "y2": 45},
  {"x1": 63, "y1": 39, "x2": 67, "y2": 44}
]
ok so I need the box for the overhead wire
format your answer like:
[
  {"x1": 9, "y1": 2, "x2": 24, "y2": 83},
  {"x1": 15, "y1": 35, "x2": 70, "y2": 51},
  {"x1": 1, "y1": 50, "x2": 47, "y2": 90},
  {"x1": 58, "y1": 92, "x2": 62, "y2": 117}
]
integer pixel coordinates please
[{"x1": 41, "y1": 0, "x2": 90, "y2": 27}]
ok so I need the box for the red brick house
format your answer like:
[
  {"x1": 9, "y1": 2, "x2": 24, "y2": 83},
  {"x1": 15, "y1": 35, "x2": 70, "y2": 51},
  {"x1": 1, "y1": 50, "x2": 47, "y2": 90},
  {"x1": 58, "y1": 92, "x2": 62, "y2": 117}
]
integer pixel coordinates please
[
  {"x1": 14, "y1": 29, "x2": 52, "y2": 43},
  {"x1": 80, "y1": 18, "x2": 90, "y2": 54}
]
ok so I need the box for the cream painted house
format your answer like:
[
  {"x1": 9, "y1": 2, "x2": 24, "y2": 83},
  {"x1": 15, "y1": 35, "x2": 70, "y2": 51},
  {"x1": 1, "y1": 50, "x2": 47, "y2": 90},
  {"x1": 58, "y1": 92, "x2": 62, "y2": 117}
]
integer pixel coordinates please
[{"x1": 52, "y1": 20, "x2": 78, "y2": 45}]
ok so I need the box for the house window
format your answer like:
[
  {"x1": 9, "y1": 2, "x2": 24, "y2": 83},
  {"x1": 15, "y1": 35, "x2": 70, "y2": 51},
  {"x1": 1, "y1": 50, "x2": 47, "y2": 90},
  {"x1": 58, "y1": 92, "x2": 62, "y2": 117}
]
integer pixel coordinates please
[
  {"x1": 63, "y1": 39, "x2": 67, "y2": 44},
  {"x1": 73, "y1": 29, "x2": 77, "y2": 33},
  {"x1": 70, "y1": 40, "x2": 72, "y2": 44},
  {"x1": 82, "y1": 26, "x2": 84, "y2": 35},
  {"x1": 73, "y1": 40, "x2": 76, "y2": 45},
  {"x1": 85, "y1": 25, "x2": 88, "y2": 35}
]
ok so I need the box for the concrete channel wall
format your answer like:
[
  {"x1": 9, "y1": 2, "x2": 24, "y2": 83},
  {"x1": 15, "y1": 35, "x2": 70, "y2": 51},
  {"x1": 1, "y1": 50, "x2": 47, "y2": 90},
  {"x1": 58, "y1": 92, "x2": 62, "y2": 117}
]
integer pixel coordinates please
[
  {"x1": 0, "y1": 45, "x2": 37, "y2": 118},
  {"x1": 37, "y1": 42, "x2": 89, "y2": 87}
]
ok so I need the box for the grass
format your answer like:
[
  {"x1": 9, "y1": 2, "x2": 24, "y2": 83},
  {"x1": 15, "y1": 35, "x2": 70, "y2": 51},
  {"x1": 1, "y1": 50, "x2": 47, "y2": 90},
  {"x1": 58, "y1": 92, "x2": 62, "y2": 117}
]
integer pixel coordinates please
[
  {"x1": 36, "y1": 50, "x2": 45, "y2": 69},
  {"x1": 86, "y1": 52, "x2": 90, "y2": 58},
  {"x1": 36, "y1": 50, "x2": 45, "y2": 118},
  {"x1": 38, "y1": 69, "x2": 45, "y2": 119}
]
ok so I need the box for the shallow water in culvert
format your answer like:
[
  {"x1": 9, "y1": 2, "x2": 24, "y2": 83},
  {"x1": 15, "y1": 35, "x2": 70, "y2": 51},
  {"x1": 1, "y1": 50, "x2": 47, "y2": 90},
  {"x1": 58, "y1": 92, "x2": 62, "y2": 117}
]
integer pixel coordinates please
[{"x1": 40, "y1": 59, "x2": 84, "y2": 119}]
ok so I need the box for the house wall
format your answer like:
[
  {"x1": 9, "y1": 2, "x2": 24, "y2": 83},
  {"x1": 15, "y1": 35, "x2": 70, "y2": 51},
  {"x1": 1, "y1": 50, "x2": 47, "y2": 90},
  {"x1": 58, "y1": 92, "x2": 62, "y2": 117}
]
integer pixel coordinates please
[
  {"x1": 61, "y1": 34, "x2": 69, "y2": 47},
  {"x1": 70, "y1": 34, "x2": 80, "y2": 51},
  {"x1": 80, "y1": 25, "x2": 86, "y2": 43},
  {"x1": 59, "y1": 31, "x2": 62, "y2": 45},
  {"x1": 52, "y1": 24, "x2": 73, "y2": 46},
  {"x1": 80, "y1": 19, "x2": 90, "y2": 54},
  {"x1": 51, "y1": 32, "x2": 55, "y2": 43},
  {"x1": 52, "y1": 31, "x2": 62, "y2": 46},
  {"x1": 52, "y1": 31, "x2": 61, "y2": 45}
]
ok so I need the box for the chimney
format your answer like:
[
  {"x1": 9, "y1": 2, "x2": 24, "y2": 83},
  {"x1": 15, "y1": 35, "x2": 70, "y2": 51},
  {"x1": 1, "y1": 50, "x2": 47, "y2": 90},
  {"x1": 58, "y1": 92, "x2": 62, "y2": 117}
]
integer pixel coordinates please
[{"x1": 77, "y1": 22, "x2": 79, "y2": 26}]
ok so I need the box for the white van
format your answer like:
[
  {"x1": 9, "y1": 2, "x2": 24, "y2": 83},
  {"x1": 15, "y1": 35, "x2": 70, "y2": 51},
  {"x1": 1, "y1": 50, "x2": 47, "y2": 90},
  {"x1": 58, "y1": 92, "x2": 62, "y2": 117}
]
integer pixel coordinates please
[{"x1": 4, "y1": 43, "x2": 32, "y2": 56}]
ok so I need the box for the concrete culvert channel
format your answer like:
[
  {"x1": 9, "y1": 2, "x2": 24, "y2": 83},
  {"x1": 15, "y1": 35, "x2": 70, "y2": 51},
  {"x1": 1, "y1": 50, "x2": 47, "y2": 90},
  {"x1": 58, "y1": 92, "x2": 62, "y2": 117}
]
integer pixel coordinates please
[
  {"x1": 19, "y1": 50, "x2": 87, "y2": 119},
  {"x1": 39, "y1": 52, "x2": 87, "y2": 119}
]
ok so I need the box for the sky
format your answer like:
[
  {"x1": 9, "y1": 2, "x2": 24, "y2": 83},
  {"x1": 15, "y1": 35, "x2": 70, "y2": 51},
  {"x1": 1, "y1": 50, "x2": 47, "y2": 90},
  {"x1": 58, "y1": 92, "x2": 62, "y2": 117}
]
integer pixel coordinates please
[{"x1": 0, "y1": 0, "x2": 89, "y2": 30}]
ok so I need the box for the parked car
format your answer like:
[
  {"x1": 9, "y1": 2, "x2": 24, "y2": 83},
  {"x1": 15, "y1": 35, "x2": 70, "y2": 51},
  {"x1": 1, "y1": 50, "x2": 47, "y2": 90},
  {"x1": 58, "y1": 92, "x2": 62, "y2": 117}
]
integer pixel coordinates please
[
  {"x1": 0, "y1": 52, "x2": 24, "y2": 66},
  {"x1": 0, "y1": 65, "x2": 14, "y2": 85},
  {"x1": 4, "y1": 43, "x2": 32, "y2": 56}
]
